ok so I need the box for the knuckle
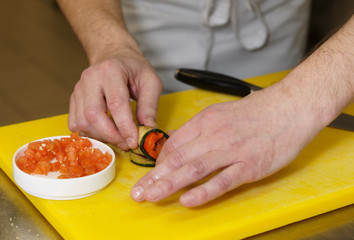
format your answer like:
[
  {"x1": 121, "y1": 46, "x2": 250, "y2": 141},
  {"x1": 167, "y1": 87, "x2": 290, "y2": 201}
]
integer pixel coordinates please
[
  {"x1": 81, "y1": 59, "x2": 125, "y2": 83},
  {"x1": 204, "y1": 104, "x2": 217, "y2": 114},
  {"x1": 99, "y1": 58, "x2": 117, "y2": 70},
  {"x1": 238, "y1": 160, "x2": 261, "y2": 183},
  {"x1": 72, "y1": 83, "x2": 82, "y2": 97},
  {"x1": 167, "y1": 151, "x2": 185, "y2": 170},
  {"x1": 200, "y1": 105, "x2": 218, "y2": 122},
  {"x1": 189, "y1": 159, "x2": 207, "y2": 177},
  {"x1": 106, "y1": 91, "x2": 130, "y2": 114},
  {"x1": 138, "y1": 103, "x2": 156, "y2": 117},
  {"x1": 249, "y1": 165, "x2": 263, "y2": 182},
  {"x1": 69, "y1": 92, "x2": 75, "y2": 103},
  {"x1": 84, "y1": 108, "x2": 99, "y2": 123},
  {"x1": 68, "y1": 121, "x2": 77, "y2": 132},
  {"x1": 76, "y1": 119, "x2": 91, "y2": 133},
  {"x1": 106, "y1": 99, "x2": 122, "y2": 113},
  {"x1": 162, "y1": 137, "x2": 177, "y2": 153},
  {"x1": 153, "y1": 77, "x2": 163, "y2": 92},
  {"x1": 161, "y1": 179, "x2": 174, "y2": 192},
  {"x1": 80, "y1": 67, "x2": 95, "y2": 82},
  {"x1": 214, "y1": 174, "x2": 232, "y2": 191},
  {"x1": 146, "y1": 176, "x2": 158, "y2": 185},
  {"x1": 110, "y1": 115, "x2": 130, "y2": 131},
  {"x1": 104, "y1": 133, "x2": 122, "y2": 145},
  {"x1": 195, "y1": 186, "x2": 209, "y2": 202}
]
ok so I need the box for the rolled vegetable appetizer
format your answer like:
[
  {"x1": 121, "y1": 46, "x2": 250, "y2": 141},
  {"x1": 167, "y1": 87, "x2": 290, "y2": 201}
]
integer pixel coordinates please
[{"x1": 130, "y1": 126, "x2": 169, "y2": 167}]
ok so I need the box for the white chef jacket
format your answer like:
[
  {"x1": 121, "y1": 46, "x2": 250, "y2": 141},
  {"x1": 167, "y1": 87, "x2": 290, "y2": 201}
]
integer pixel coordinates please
[{"x1": 121, "y1": 0, "x2": 311, "y2": 93}]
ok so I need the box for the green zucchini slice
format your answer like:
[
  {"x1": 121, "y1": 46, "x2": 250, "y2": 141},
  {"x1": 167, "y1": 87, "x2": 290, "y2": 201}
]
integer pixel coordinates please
[
  {"x1": 130, "y1": 152, "x2": 155, "y2": 167},
  {"x1": 132, "y1": 126, "x2": 169, "y2": 162}
]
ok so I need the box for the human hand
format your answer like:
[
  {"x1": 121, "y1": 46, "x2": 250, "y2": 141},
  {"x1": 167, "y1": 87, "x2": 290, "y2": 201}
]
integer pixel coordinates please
[
  {"x1": 131, "y1": 84, "x2": 322, "y2": 207},
  {"x1": 68, "y1": 48, "x2": 163, "y2": 150}
]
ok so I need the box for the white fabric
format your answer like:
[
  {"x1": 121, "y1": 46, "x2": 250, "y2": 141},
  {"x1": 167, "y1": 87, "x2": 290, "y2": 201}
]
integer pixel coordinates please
[{"x1": 121, "y1": 0, "x2": 311, "y2": 93}]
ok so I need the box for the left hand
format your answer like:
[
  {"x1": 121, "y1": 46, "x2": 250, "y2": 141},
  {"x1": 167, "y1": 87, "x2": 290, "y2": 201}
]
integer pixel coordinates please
[{"x1": 131, "y1": 84, "x2": 321, "y2": 207}]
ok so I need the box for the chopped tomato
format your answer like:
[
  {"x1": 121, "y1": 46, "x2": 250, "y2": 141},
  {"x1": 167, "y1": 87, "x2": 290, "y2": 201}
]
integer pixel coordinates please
[
  {"x1": 50, "y1": 162, "x2": 61, "y2": 172},
  {"x1": 16, "y1": 132, "x2": 112, "y2": 178},
  {"x1": 33, "y1": 162, "x2": 51, "y2": 175}
]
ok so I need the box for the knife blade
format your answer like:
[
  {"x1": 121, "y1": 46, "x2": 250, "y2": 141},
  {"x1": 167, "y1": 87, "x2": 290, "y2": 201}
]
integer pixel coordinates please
[{"x1": 174, "y1": 68, "x2": 354, "y2": 131}]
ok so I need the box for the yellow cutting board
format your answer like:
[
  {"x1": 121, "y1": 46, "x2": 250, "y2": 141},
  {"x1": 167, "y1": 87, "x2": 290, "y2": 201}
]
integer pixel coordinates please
[{"x1": 0, "y1": 71, "x2": 353, "y2": 240}]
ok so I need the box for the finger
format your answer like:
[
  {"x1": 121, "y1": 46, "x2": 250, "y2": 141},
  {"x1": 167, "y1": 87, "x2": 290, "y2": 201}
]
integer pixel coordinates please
[
  {"x1": 68, "y1": 91, "x2": 100, "y2": 139},
  {"x1": 167, "y1": 130, "x2": 176, "y2": 136},
  {"x1": 143, "y1": 151, "x2": 230, "y2": 202},
  {"x1": 73, "y1": 84, "x2": 95, "y2": 136},
  {"x1": 106, "y1": 86, "x2": 138, "y2": 150},
  {"x1": 131, "y1": 135, "x2": 215, "y2": 201},
  {"x1": 103, "y1": 76, "x2": 138, "y2": 149},
  {"x1": 68, "y1": 93, "x2": 78, "y2": 132},
  {"x1": 179, "y1": 162, "x2": 247, "y2": 207},
  {"x1": 84, "y1": 90, "x2": 129, "y2": 149},
  {"x1": 135, "y1": 72, "x2": 162, "y2": 127},
  {"x1": 156, "y1": 119, "x2": 202, "y2": 164}
]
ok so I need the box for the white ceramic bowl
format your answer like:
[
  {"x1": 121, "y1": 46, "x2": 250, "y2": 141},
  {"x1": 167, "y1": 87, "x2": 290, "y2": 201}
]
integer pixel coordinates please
[{"x1": 13, "y1": 136, "x2": 115, "y2": 200}]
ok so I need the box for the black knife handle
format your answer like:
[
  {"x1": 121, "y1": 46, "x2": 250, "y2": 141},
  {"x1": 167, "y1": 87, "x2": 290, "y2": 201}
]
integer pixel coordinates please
[{"x1": 175, "y1": 68, "x2": 252, "y2": 96}]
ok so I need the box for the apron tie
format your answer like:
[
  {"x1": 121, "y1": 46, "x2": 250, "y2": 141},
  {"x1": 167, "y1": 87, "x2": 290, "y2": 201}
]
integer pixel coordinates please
[
  {"x1": 232, "y1": 0, "x2": 270, "y2": 51},
  {"x1": 200, "y1": 0, "x2": 270, "y2": 68}
]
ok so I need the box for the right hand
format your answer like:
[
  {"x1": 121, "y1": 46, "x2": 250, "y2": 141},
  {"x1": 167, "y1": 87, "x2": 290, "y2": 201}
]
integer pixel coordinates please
[{"x1": 68, "y1": 47, "x2": 163, "y2": 150}]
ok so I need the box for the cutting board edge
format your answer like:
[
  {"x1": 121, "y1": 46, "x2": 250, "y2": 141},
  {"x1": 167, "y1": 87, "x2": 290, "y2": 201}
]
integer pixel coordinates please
[{"x1": 200, "y1": 186, "x2": 354, "y2": 240}]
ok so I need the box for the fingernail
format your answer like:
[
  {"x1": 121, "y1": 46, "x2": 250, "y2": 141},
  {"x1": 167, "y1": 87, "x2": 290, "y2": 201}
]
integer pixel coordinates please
[
  {"x1": 180, "y1": 194, "x2": 196, "y2": 207},
  {"x1": 126, "y1": 137, "x2": 137, "y2": 149},
  {"x1": 145, "y1": 185, "x2": 162, "y2": 202},
  {"x1": 131, "y1": 186, "x2": 144, "y2": 202}
]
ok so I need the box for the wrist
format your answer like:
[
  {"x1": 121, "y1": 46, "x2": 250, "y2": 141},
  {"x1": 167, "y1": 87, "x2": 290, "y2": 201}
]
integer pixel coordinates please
[
  {"x1": 58, "y1": 0, "x2": 143, "y2": 65},
  {"x1": 86, "y1": 28, "x2": 142, "y2": 65},
  {"x1": 278, "y1": 62, "x2": 353, "y2": 134},
  {"x1": 278, "y1": 15, "x2": 354, "y2": 131}
]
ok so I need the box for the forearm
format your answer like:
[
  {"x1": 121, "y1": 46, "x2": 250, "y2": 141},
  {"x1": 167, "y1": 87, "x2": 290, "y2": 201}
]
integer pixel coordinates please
[
  {"x1": 57, "y1": 0, "x2": 141, "y2": 64},
  {"x1": 275, "y1": 15, "x2": 354, "y2": 131}
]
